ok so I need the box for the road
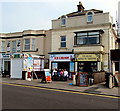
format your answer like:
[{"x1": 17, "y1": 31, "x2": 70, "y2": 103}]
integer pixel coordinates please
[{"x1": 2, "y1": 83, "x2": 119, "y2": 110}]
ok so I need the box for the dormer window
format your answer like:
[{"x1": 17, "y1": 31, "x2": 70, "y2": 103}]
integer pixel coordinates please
[
  {"x1": 87, "y1": 12, "x2": 93, "y2": 23},
  {"x1": 61, "y1": 16, "x2": 66, "y2": 26}
]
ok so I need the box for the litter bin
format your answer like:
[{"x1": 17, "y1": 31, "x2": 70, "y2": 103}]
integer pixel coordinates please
[{"x1": 105, "y1": 72, "x2": 113, "y2": 88}]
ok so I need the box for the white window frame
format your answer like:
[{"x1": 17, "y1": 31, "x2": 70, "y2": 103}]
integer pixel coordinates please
[
  {"x1": 17, "y1": 40, "x2": 21, "y2": 52},
  {"x1": 86, "y1": 11, "x2": 94, "y2": 23},
  {"x1": 2, "y1": 41, "x2": 5, "y2": 52},
  {"x1": 24, "y1": 39, "x2": 30, "y2": 51},
  {"x1": 32, "y1": 38, "x2": 35, "y2": 51},
  {"x1": 12, "y1": 41, "x2": 16, "y2": 53},
  {"x1": 60, "y1": 36, "x2": 66, "y2": 48},
  {"x1": 61, "y1": 16, "x2": 66, "y2": 26}
]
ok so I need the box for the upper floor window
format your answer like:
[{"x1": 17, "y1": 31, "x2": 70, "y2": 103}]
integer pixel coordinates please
[
  {"x1": 12, "y1": 41, "x2": 16, "y2": 53},
  {"x1": 74, "y1": 30, "x2": 103, "y2": 45},
  {"x1": 24, "y1": 39, "x2": 30, "y2": 50},
  {"x1": 2, "y1": 41, "x2": 5, "y2": 52},
  {"x1": 7, "y1": 41, "x2": 10, "y2": 52},
  {"x1": 60, "y1": 36, "x2": 66, "y2": 48},
  {"x1": 32, "y1": 38, "x2": 35, "y2": 51},
  {"x1": 61, "y1": 16, "x2": 66, "y2": 26},
  {"x1": 17, "y1": 40, "x2": 21, "y2": 52},
  {"x1": 87, "y1": 12, "x2": 93, "y2": 23}
]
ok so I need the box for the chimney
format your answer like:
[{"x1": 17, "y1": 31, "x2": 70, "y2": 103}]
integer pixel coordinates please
[{"x1": 77, "y1": 1, "x2": 85, "y2": 12}]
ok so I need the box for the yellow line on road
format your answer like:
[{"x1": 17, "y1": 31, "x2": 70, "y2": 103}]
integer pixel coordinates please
[{"x1": 1, "y1": 82, "x2": 120, "y2": 99}]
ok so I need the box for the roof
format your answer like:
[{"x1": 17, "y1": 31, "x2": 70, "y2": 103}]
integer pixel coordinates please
[
  {"x1": 58, "y1": 2, "x2": 103, "y2": 19},
  {"x1": 66, "y1": 9, "x2": 103, "y2": 18}
]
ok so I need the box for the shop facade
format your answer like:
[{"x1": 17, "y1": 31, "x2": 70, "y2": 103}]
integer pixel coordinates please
[
  {"x1": 49, "y1": 53, "x2": 75, "y2": 78},
  {"x1": 0, "y1": 53, "x2": 11, "y2": 76},
  {"x1": 50, "y1": 2, "x2": 118, "y2": 75},
  {"x1": 111, "y1": 49, "x2": 120, "y2": 74},
  {"x1": 10, "y1": 53, "x2": 44, "y2": 79},
  {"x1": 75, "y1": 54, "x2": 102, "y2": 73}
]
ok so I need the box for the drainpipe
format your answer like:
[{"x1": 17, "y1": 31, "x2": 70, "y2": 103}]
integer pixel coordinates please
[{"x1": 108, "y1": 27, "x2": 112, "y2": 72}]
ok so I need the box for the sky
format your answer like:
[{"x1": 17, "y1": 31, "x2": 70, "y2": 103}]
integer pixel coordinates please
[{"x1": 0, "y1": 0, "x2": 120, "y2": 33}]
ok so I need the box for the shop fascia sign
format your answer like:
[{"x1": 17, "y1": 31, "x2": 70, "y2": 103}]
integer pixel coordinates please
[
  {"x1": 76, "y1": 54, "x2": 100, "y2": 61},
  {"x1": 50, "y1": 54, "x2": 74, "y2": 61},
  {"x1": 2, "y1": 53, "x2": 11, "y2": 58},
  {"x1": 23, "y1": 53, "x2": 44, "y2": 59}
]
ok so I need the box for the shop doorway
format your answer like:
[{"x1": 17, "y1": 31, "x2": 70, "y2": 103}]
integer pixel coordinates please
[
  {"x1": 3, "y1": 61, "x2": 10, "y2": 77},
  {"x1": 58, "y1": 62, "x2": 69, "y2": 72},
  {"x1": 115, "y1": 62, "x2": 119, "y2": 71},
  {"x1": 78, "y1": 62, "x2": 97, "y2": 73}
]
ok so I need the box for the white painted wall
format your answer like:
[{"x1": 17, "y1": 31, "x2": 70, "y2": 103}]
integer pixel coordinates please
[{"x1": 11, "y1": 58, "x2": 23, "y2": 79}]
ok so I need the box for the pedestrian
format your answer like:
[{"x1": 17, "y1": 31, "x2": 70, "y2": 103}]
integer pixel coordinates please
[
  {"x1": 27, "y1": 68, "x2": 31, "y2": 81},
  {"x1": 64, "y1": 69, "x2": 68, "y2": 81},
  {"x1": 60, "y1": 69, "x2": 64, "y2": 81},
  {"x1": 52, "y1": 68, "x2": 57, "y2": 81}
]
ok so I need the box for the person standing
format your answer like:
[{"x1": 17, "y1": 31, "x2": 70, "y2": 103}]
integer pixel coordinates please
[
  {"x1": 60, "y1": 69, "x2": 64, "y2": 81},
  {"x1": 64, "y1": 69, "x2": 68, "y2": 81},
  {"x1": 52, "y1": 68, "x2": 57, "y2": 80}
]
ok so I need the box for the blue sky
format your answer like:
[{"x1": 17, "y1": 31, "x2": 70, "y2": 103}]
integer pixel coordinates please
[{"x1": 0, "y1": 0, "x2": 120, "y2": 33}]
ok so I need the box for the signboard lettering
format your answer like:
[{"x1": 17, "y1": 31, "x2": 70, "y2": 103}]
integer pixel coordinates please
[
  {"x1": 77, "y1": 54, "x2": 99, "y2": 61},
  {"x1": 50, "y1": 54, "x2": 74, "y2": 62}
]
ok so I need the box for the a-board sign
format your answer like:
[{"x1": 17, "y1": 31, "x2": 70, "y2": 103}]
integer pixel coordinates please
[
  {"x1": 43, "y1": 69, "x2": 52, "y2": 82},
  {"x1": 77, "y1": 72, "x2": 88, "y2": 86}
]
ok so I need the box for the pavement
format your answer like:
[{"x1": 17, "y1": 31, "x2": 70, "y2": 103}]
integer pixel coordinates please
[{"x1": 1, "y1": 76, "x2": 120, "y2": 97}]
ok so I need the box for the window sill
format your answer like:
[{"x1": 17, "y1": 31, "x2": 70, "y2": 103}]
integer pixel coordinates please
[
  {"x1": 58, "y1": 47, "x2": 69, "y2": 50},
  {"x1": 61, "y1": 25, "x2": 66, "y2": 27},
  {"x1": 74, "y1": 44, "x2": 104, "y2": 47},
  {"x1": 22, "y1": 50, "x2": 38, "y2": 52},
  {"x1": 87, "y1": 21, "x2": 93, "y2": 24}
]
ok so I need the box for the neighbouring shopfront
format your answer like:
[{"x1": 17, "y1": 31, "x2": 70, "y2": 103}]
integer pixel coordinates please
[
  {"x1": 0, "y1": 54, "x2": 2, "y2": 74},
  {"x1": 10, "y1": 53, "x2": 45, "y2": 79},
  {"x1": 111, "y1": 49, "x2": 120, "y2": 74},
  {"x1": 49, "y1": 53, "x2": 75, "y2": 78},
  {"x1": 76, "y1": 54, "x2": 101, "y2": 73},
  {"x1": 1, "y1": 53, "x2": 11, "y2": 77}
]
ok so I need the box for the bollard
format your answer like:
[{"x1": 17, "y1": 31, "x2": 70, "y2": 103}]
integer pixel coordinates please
[
  {"x1": 73, "y1": 74, "x2": 76, "y2": 85},
  {"x1": 109, "y1": 75, "x2": 113, "y2": 88}
]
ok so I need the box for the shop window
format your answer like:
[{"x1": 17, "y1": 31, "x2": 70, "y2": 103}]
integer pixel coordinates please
[
  {"x1": 24, "y1": 39, "x2": 30, "y2": 50},
  {"x1": 12, "y1": 41, "x2": 16, "y2": 53},
  {"x1": 78, "y1": 62, "x2": 97, "y2": 72},
  {"x1": 75, "y1": 30, "x2": 102, "y2": 45},
  {"x1": 87, "y1": 12, "x2": 93, "y2": 23},
  {"x1": 60, "y1": 36, "x2": 66, "y2": 48}
]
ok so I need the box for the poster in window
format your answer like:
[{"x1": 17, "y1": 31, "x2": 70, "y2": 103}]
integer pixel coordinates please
[
  {"x1": 27, "y1": 57, "x2": 33, "y2": 70},
  {"x1": 70, "y1": 62, "x2": 74, "y2": 72},
  {"x1": 33, "y1": 59, "x2": 40, "y2": 71},
  {"x1": 52, "y1": 63, "x2": 58, "y2": 70},
  {"x1": 23, "y1": 59, "x2": 28, "y2": 71}
]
